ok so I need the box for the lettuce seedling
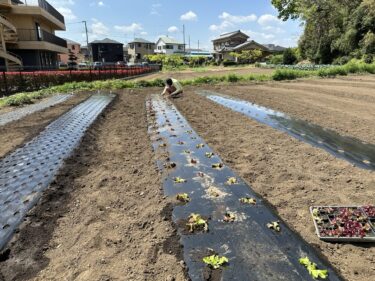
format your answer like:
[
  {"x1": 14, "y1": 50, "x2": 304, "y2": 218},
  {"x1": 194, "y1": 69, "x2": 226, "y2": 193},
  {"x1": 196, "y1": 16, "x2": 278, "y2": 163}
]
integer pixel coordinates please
[
  {"x1": 223, "y1": 212, "x2": 236, "y2": 222},
  {"x1": 159, "y1": 143, "x2": 167, "y2": 147},
  {"x1": 183, "y1": 150, "x2": 191, "y2": 154},
  {"x1": 205, "y1": 152, "x2": 214, "y2": 158},
  {"x1": 164, "y1": 162, "x2": 176, "y2": 169},
  {"x1": 196, "y1": 143, "x2": 205, "y2": 149},
  {"x1": 299, "y1": 257, "x2": 328, "y2": 279},
  {"x1": 176, "y1": 193, "x2": 190, "y2": 203},
  {"x1": 240, "y1": 197, "x2": 257, "y2": 205},
  {"x1": 267, "y1": 221, "x2": 281, "y2": 232},
  {"x1": 186, "y1": 130, "x2": 193, "y2": 134},
  {"x1": 212, "y1": 163, "x2": 224, "y2": 169},
  {"x1": 174, "y1": 177, "x2": 187, "y2": 183},
  {"x1": 226, "y1": 177, "x2": 237, "y2": 185},
  {"x1": 177, "y1": 141, "x2": 185, "y2": 145},
  {"x1": 187, "y1": 213, "x2": 208, "y2": 232},
  {"x1": 203, "y1": 255, "x2": 229, "y2": 269}
]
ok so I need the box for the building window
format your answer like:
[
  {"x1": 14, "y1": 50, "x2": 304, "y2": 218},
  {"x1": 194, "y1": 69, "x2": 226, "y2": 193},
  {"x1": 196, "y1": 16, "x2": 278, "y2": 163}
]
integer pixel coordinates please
[
  {"x1": 72, "y1": 45, "x2": 76, "y2": 50},
  {"x1": 178, "y1": 45, "x2": 183, "y2": 50},
  {"x1": 166, "y1": 44, "x2": 173, "y2": 49},
  {"x1": 138, "y1": 43, "x2": 141, "y2": 48},
  {"x1": 35, "y1": 23, "x2": 42, "y2": 40},
  {"x1": 158, "y1": 46, "x2": 161, "y2": 50}
]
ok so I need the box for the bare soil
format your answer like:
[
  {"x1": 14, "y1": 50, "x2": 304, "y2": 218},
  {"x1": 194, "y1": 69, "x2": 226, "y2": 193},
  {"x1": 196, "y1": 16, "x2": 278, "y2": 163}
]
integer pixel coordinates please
[
  {"x1": 200, "y1": 75, "x2": 375, "y2": 143},
  {"x1": 1, "y1": 75, "x2": 374, "y2": 281},
  {"x1": 0, "y1": 89, "x2": 186, "y2": 281},
  {"x1": 133, "y1": 66, "x2": 272, "y2": 81},
  {"x1": 173, "y1": 77, "x2": 375, "y2": 281}
]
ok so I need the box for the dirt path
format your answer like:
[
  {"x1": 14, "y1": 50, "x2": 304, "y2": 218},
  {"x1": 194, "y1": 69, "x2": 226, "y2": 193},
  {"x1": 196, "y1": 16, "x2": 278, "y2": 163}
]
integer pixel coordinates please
[
  {"x1": 0, "y1": 93, "x2": 89, "y2": 159},
  {"x1": 0, "y1": 89, "x2": 185, "y2": 281},
  {"x1": 173, "y1": 88, "x2": 375, "y2": 281},
  {"x1": 199, "y1": 75, "x2": 375, "y2": 143},
  {"x1": 133, "y1": 66, "x2": 272, "y2": 81}
]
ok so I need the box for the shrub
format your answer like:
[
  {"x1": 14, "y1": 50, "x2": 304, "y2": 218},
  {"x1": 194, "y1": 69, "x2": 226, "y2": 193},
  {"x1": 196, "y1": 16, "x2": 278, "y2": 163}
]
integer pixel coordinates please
[
  {"x1": 226, "y1": 74, "x2": 241, "y2": 82},
  {"x1": 223, "y1": 60, "x2": 237, "y2": 67},
  {"x1": 268, "y1": 54, "x2": 283, "y2": 65},
  {"x1": 272, "y1": 69, "x2": 309, "y2": 81},
  {"x1": 283, "y1": 48, "x2": 297, "y2": 65},
  {"x1": 363, "y1": 54, "x2": 374, "y2": 64},
  {"x1": 5, "y1": 93, "x2": 34, "y2": 106}
]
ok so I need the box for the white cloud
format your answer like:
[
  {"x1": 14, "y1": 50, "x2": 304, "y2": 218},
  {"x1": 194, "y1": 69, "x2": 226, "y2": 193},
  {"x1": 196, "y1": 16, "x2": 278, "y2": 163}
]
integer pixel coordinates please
[
  {"x1": 43, "y1": 0, "x2": 76, "y2": 21},
  {"x1": 98, "y1": 1, "x2": 105, "y2": 6},
  {"x1": 151, "y1": 3, "x2": 162, "y2": 15},
  {"x1": 262, "y1": 26, "x2": 285, "y2": 34},
  {"x1": 140, "y1": 31, "x2": 148, "y2": 36},
  {"x1": 57, "y1": 7, "x2": 76, "y2": 20},
  {"x1": 219, "y1": 12, "x2": 257, "y2": 24},
  {"x1": 168, "y1": 26, "x2": 179, "y2": 33},
  {"x1": 209, "y1": 21, "x2": 234, "y2": 32},
  {"x1": 114, "y1": 23, "x2": 143, "y2": 34},
  {"x1": 91, "y1": 18, "x2": 109, "y2": 36},
  {"x1": 180, "y1": 11, "x2": 197, "y2": 21},
  {"x1": 258, "y1": 14, "x2": 282, "y2": 26},
  {"x1": 244, "y1": 29, "x2": 276, "y2": 41}
]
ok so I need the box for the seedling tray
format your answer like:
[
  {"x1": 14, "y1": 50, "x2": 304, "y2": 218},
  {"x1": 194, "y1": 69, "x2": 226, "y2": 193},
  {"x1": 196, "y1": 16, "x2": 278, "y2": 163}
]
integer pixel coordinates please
[{"x1": 310, "y1": 206, "x2": 375, "y2": 242}]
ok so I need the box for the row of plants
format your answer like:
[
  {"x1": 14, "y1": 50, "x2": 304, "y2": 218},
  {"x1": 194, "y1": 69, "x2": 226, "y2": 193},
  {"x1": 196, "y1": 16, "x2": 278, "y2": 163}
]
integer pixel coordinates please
[
  {"x1": 0, "y1": 67, "x2": 156, "y2": 97},
  {"x1": 2, "y1": 61, "x2": 374, "y2": 108}
]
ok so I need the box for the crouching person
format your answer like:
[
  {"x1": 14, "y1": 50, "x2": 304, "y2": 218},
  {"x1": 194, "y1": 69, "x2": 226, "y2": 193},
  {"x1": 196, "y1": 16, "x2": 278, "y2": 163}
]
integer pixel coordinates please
[{"x1": 161, "y1": 78, "x2": 183, "y2": 98}]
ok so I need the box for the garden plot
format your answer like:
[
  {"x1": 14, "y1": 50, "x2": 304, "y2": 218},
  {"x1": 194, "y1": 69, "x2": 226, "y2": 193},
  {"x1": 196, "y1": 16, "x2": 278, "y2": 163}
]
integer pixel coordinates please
[
  {"x1": 146, "y1": 95, "x2": 341, "y2": 281},
  {"x1": 0, "y1": 93, "x2": 114, "y2": 251},
  {"x1": 0, "y1": 94, "x2": 72, "y2": 126},
  {"x1": 198, "y1": 90, "x2": 375, "y2": 170}
]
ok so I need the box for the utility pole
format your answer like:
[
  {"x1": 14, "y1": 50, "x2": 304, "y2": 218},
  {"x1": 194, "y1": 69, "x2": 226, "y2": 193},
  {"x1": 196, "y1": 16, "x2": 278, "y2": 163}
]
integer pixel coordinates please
[
  {"x1": 198, "y1": 40, "x2": 200, "y2": 50},
  {"x1": 188, "y1": 35, "x2": 191, "y2": 50},
  {"x1": 82, "y1": 21, "x2": 91, "y2": 63},
  {"x1": 182, "y1": 24, "x2": 186, "y2": 53}
]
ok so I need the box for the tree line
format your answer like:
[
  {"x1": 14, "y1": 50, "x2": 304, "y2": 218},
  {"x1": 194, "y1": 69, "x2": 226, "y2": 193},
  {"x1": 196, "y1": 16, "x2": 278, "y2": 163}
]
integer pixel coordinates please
[{"x1": 272, "y1": 0, "x2": 375, "y2": 64}]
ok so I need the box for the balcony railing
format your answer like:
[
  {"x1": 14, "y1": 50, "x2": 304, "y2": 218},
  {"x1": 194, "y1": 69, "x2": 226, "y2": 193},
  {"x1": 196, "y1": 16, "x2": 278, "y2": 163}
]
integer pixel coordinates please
[
  {"x1": 17, "y1": 29, "x2": 67, "y2": 48},
  {"x1": 38, "y1": 0, "x2": 65, "y2": 24},
  {"x1": 13, "y1": 0, "x2": 65, "y2": 24}
]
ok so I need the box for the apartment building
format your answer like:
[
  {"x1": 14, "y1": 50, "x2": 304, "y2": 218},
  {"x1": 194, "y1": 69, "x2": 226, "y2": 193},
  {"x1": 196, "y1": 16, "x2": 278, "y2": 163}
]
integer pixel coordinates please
[{"x1": 0, "y1": 0, "x2": 68, "y2": 71}]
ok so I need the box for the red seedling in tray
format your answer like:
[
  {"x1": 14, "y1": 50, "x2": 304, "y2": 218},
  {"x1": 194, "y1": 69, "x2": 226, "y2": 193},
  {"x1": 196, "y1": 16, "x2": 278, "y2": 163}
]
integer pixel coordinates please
[
  {"x1": 311, "y1": 206, "x2": 375, "y2": 241},
  {"x1": 361, "y1": 205, "x2": 375, "y2": 218}
]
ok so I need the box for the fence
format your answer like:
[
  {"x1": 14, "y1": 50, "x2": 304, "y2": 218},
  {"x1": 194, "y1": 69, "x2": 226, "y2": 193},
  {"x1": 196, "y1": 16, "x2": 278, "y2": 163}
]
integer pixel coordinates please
[{"x1": 0, "y1": 65, "x2": 161, "y2": 97}]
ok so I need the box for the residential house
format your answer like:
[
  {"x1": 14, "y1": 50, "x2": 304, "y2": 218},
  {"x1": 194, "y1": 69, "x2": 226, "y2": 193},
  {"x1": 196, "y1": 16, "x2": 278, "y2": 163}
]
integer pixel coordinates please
[
  {"x1": 89, "y1": 38, "x2": 123, "y2": 63},
  {"x1": 59, "y1": 38, "x2": 83, "y2": 64},
  {"x1": 263, "y1": 44, "x2": 286, "y2": 53},
  {"x1": 123, "y1": 45, "x2": 129, "y2": 62},
  {"x1": 127, "y1": 38, "x2": 155, "y2": 63},
  {"x1": 0, "y1": 0, "x2": 68, "y2": 71},
  {"x1": 212, "y1": 30, "x2": 270, "y2": 62},
  {"x1": 154, "y1": 36, "x2": 185, "y2": 55}
]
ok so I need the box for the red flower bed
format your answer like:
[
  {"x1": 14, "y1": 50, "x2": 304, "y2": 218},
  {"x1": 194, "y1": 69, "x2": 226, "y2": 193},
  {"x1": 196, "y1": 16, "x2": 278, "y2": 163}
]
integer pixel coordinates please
[{"x1": 0, "y1": 66, "x2": 158, "y2": 96}]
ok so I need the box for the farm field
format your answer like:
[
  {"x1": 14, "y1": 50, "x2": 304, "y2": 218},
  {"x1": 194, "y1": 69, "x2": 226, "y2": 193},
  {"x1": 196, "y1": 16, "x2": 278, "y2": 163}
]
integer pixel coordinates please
[
  {"x1": 132, "y1": 65, "x2": 273, "y2": 81},
  {"x1": 0, "y1": 75, "x2": 374, "y2": 281}
]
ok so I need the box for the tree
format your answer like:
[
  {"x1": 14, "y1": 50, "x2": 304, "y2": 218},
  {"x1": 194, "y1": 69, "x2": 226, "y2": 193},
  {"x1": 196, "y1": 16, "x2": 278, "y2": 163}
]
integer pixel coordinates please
[
  {"x1": 272, "y1": 0, "x2": 375, "y2": 63},
  {"x1": 229, "y1": 49, "x2": 263, "y2": 63}
]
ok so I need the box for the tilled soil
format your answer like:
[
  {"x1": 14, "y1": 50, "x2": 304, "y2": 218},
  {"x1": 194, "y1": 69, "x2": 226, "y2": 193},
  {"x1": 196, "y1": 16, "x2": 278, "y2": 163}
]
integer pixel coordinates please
[
  {"x1": 0, "y1": 89, "x2": 186, "y2": 281},
  {"x1": 0, "y1": 93, "x2": 89, "y2": 159},
  {"x1": 133, "y1": 66, "x2": 272, "y2": 81},
  {"x1": 173, "y1": 82, "x2": 375, "y2": 281},
  {"x1": 200, "y1": 75, "x2": 375, "y2": 143}
]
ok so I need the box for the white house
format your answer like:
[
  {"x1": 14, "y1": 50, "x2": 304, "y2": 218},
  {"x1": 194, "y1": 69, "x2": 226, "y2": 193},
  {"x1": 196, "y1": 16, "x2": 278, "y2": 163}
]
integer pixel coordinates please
[{"x1": 154, "y1": 36, "x2": 185, "y2": 55}]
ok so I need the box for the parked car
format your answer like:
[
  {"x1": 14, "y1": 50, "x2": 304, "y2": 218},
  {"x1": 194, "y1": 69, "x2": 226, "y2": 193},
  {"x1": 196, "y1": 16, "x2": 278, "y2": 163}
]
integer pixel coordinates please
[
  {"x1": 67, "y1": 61, "x2": 78, "y2": 70},
  {"x1": 58, "y1": 62, "x2": 68, "y2": 70},
  {"x1": 93, "y1": 61, "x2": 103, "y2": 70},
  {"x1": 78, "y1": 62, "x2": 89, "y2": 70},
  {"x1": 116, "y1": 61, "x2": 126, "y2": 68}
]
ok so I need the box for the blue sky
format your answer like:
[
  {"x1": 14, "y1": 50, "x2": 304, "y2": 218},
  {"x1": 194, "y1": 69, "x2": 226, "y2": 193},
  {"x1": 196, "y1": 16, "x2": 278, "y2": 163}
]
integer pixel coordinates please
[{"x1": 48, "y1": 0, "x2": 303, "y2": 50}]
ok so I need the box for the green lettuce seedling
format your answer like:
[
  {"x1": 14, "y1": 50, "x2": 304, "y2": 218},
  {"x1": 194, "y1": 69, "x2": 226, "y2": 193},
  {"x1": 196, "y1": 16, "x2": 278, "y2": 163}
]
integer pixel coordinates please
[
  {"x1": 240, "y1": 197, "x2": 257, "y2": 205},
  {"x1": 267, "y1": 221, "x2": 281, "y2": 232},
  {"x1": 176, "y1": 193, "x2": 190, "y2": 203},
  {"x1": 186, "y1": 213, "x2": 208, "y2": 232},
  {"x1": 299, "y1": 257, "x2": 328, "y2": 279},
  {"x1": 203, "y1": 255, "x2": 229, "y2": 269},
  {"x1": 174, "y1": 177, "x2": 186, "y2": 183}
]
